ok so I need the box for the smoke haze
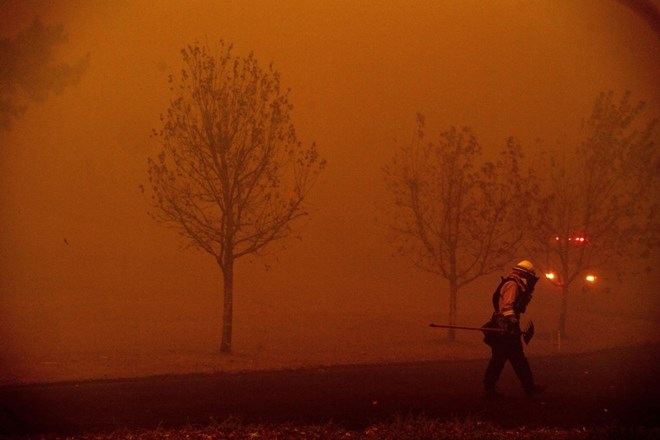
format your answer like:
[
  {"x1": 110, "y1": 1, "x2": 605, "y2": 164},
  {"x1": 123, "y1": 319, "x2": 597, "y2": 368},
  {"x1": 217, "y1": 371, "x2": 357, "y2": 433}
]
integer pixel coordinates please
[{"x1": 1, "y1": 0, "x2": 658, "y2": 383}]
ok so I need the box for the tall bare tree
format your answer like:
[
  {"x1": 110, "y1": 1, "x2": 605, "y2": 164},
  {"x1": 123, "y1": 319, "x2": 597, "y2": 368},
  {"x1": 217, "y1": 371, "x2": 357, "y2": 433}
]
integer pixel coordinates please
[
  {"x1": 527, "y1": 91, "x2": 658, "y2": 338},
  {"x1": 0, "y1": 17, "x2": 89, "y2": 131},
  {"x1": 384, "y1": 115, "x2": 532, "y2": 340},
  {"x1": 147, "y1": 42, "x2": 325, "y2": 353}
]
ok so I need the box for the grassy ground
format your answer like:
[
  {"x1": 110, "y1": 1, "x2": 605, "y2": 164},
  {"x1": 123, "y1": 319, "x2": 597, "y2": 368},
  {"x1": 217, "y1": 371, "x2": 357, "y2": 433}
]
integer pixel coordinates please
[
  {"x1": 2, "y1": 291, "x2": 658, "y2": 385},
  {"x1": 21, "y1": 417, "x2": 660, "y2": 440}
]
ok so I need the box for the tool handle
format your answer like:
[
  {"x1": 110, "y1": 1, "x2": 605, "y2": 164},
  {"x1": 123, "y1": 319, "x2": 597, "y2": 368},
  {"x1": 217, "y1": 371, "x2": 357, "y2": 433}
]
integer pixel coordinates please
[{"x1": 429, "y1": 323, "x2": 506, "y2": 333}]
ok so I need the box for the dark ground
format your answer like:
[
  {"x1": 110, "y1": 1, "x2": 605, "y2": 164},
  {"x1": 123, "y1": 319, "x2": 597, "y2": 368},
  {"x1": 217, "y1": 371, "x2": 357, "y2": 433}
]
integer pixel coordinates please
[{"x1": 1, "y1": 343, "x2": 658, "y2": 436}]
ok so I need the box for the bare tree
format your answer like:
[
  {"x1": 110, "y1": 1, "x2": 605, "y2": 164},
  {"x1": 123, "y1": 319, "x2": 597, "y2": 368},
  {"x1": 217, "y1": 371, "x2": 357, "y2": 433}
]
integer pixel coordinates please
[
  {"x1": 0, "y1": 17, "x2": 89, "y2": 131},
  {"x1": 384, "y1": 115, "x2": 532, "y2": 340},
  {"x1": 147, "y1": 42, "x2": 325, "y2": 353},
  {"x1": 527, "y1": 91, "x2": 658, "y2": 338}
]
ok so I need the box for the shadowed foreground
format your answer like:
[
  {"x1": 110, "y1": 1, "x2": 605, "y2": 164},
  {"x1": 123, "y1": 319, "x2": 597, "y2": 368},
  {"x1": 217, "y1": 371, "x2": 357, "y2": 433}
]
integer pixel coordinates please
[{"x1": 1, "y1": 344, "x2": 658, "y2": 436}]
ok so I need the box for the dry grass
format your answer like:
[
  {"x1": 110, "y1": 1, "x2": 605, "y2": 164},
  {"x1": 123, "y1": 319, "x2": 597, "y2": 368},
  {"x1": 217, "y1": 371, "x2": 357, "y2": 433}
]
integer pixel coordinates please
[
  {"x1": 22, "y1": 417, "x2": 660, "y2": 440},
  {"x1": 1, "y1": 299, "x2": 658, "y2": 385}
]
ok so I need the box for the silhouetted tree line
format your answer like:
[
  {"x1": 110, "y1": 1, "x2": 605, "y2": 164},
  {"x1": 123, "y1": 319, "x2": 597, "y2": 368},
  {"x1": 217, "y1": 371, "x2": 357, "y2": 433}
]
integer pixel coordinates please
[
  {"x1": 4, "y1": 16, "x2": 657, "y2": 354},
  {"x1": 386, "y1": 92, "x2": 658, "y2": 340},
  {"x1": 147, "y1": 38, "x2": 657, "y2": 351}
]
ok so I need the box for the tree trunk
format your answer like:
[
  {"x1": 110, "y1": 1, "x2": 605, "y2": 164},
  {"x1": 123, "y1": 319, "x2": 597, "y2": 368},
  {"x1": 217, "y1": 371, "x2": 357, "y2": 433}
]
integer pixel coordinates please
[
  {"x1": 220, "y1": 255, "x2": 234, "y2": 353},
  {"x1": 447, "y1": 247, "x2": 458, "y2": 341},
  {"x1": 559, "y1": 283, "x2": 569, "y2": 339},
  {"x1": 448, "y1": 278, "x2": 458, "y2": 341},
  {"x1": 558, "y1": 254, "x2": 569, "y2": 339}
]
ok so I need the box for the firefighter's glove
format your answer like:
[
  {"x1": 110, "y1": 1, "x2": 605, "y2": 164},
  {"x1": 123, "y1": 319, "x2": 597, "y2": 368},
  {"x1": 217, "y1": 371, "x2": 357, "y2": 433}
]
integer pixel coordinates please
[
  {"x1": 508, "y1": 325, "x2": 522, "y2": 337},
  {"x1": 495, "y1": 314, "x2": 509, "y2": 330},
  {"x1": 505, "y1": 317, "x2": 520, "y2": 336}
]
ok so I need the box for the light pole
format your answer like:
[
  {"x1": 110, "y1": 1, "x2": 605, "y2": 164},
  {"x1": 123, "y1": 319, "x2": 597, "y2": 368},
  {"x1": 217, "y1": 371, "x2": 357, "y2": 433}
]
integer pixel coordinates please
[{"x1": 544, "y1": 233, "x2": 595, "y2": 346}]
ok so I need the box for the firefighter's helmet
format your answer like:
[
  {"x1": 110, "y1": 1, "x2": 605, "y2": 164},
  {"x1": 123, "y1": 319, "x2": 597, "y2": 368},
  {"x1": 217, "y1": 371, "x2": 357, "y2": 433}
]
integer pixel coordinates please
[{"x1": 513, "y1": 260, "x2": 536, "y2": 276}]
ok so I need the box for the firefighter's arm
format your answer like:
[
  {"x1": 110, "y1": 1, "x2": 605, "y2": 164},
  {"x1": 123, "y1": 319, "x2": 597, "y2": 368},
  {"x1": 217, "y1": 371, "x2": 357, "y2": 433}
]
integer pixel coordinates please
[{"x1": 498, "y1": 281, "x2": 519, "y2": 333}]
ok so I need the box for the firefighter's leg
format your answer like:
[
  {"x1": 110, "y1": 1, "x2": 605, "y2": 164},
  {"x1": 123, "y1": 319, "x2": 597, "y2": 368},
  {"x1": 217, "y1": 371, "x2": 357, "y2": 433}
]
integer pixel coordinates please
[
  {"x1": 484, "y1": 344, "x2": 507, "y2": 394},
  {"x1": 508, "y1": 338, "x2": 534, "y2": 393}
]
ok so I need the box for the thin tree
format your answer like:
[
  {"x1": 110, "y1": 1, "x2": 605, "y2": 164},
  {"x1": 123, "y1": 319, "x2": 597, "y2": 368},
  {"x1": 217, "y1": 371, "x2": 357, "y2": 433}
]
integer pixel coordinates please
[
  {"x1": 527, "y1": 91, "x2": 657, "y2": 338},
  {"x1": 0, "y1": 17, "x2": 89, "y2": 131},
  {"x1": 147, "y1": 42, "x2": 325, "y2": 353},
  {"x1": 384, "y1": 115, "x2": 532, "y2": 340}
]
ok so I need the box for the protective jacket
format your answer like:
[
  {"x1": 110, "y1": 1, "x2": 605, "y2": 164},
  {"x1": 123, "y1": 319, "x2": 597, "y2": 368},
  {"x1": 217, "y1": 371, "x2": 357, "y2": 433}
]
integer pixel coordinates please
[{"x1": 492, "y1": 272, "x2": 533, "y2": 323}]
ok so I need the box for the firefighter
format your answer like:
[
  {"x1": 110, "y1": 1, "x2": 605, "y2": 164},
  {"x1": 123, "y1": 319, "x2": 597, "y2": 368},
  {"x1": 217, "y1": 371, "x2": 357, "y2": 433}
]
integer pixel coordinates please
[{"x1": 484, "y1": 260, "x2": 545, "y2": 399}]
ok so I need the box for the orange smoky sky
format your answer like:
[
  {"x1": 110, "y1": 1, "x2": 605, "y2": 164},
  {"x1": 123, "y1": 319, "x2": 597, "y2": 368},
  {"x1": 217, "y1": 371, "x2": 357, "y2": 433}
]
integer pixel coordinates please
[{"x1": 0, "y1": 0, "x2": 658, "y2": 377}]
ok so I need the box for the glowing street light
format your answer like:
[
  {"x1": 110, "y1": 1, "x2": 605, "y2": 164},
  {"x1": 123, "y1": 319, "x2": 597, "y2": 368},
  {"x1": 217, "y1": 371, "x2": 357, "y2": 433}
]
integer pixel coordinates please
[
  {"x1": 552, "y1": 234, "x2": 589, "y2": 243},
  {"x1": 585, "y1": 274, "x2": 597, "y2": 283},
  {"x1": 544, "y1": 272, "x2": 564, "y2": 287}
]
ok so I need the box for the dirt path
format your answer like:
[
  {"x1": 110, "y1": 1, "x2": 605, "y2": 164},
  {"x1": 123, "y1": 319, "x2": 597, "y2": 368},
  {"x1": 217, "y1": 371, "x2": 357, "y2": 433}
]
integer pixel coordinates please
[{"x1": 1, "y1": 343, "x2": 658, "y2": 436}]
